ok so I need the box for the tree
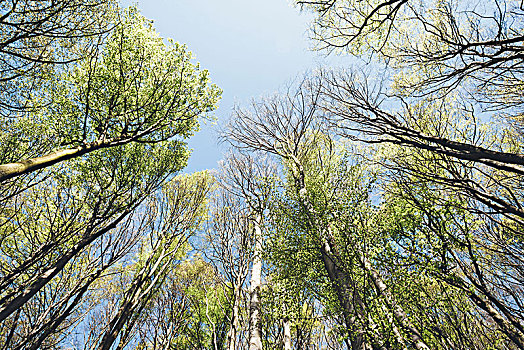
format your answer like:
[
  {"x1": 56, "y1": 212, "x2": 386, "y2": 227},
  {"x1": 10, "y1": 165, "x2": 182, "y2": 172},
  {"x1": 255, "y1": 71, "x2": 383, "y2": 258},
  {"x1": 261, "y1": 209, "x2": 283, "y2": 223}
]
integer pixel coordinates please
[
  {"x1": 205, "y1": 186, "x2": 253, "y2": 350},
  {"x1": 0, "y1": 210, "x2": 143, "y2": 350},
  {"x1": 94, "y1": 172, "x2": 211, "y2": 350},
  {"x1": 225, "y1": 76, "x2": 433, "y2": 349},
  {"x1": 0, "y1": 5, "x2": 220, "y2": 348},
  {"x1": 320, "y1": 70, "x2": 524, "y2": 224},
  {"x1": 201, "y1": 153, "x2": 276, "y2": 350},
  {"x1": 215, "y1": 152, "x2": 276, "y2": 350},
  {"x1": 295, "y1": 0, "x2": 524, "y2": 102},
  {"x1": 285, "y1": 2, "x2": 524, "y2": 345},
  {"x1": 0, "y1": 6, "x2": 220, "y2": 182},
  {"x1": 224, "y1": 71, "x2": 524, "y2": 348},
  {"x1": 292, "y1": 0, "x2": 524, "y2": 224},
  {"x1": 0, "y1": 140, "x2": 184, "y2": 347}
]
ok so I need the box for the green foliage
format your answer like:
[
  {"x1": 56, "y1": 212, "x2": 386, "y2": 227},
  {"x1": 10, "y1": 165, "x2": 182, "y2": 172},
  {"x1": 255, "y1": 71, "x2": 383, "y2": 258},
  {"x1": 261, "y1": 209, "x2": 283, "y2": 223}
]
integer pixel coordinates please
[
  {"x1": 0, "y1": 5, "x2": 221, "y2": 171},
  {"x1": 163, "y1": 256, "x2": 232, "y2": 350},
  {"x1": 0, "y1": 4, "x2": 222, "y2": 348},
  {"x1": 2, "y1": 1, "x2": 523, "y2": 349}
]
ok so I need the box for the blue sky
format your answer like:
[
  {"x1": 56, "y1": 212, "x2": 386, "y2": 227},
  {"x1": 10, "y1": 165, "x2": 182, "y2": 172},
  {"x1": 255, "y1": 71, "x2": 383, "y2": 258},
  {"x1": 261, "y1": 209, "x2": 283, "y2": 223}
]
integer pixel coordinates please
[{"x1": 122, "y1": 0, "x2": 343, "y2": 172}]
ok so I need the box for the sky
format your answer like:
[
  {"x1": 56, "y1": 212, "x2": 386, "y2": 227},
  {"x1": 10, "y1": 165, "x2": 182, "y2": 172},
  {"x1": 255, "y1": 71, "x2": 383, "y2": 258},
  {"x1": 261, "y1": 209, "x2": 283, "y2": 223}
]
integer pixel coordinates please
[{"x1": 121, "y1": 0, "x2": 344, "y2": 173}]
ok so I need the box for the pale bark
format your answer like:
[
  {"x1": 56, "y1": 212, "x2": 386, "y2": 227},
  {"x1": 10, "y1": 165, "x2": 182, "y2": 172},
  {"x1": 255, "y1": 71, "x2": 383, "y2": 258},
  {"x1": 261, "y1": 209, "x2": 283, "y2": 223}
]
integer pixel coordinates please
[
  {"x1": 359, "y1": 254, "x2": 429, "y2": 350},
  {"x1": 226, "y1": 300, "x2": 240, "y2": 350},
  {"x1": 380, "y1": 303, "x2": 408, "y2": 350},
  {"x1": 0, "y1": 142, "x2": 102, "y2": 182},
  {"x1": 0, "y1": 132, "x2": 152, "y2": 182},
  {"x1": 283, "y1": 317, "x2": 292, "y2": 350},
  {"x1": 248, "y1": 214, "x2": 263, "y2": 350}
]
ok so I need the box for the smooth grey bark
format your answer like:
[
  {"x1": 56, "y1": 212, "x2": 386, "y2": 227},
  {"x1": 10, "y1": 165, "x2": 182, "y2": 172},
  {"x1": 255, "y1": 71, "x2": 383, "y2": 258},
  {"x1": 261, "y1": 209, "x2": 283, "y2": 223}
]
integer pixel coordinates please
[
  {"x1": 283, "y1": 317, "x2": 292, "y2": 350},
  {"x1": 248, "y1": 214, "x2": 263, "y2": 350},
  {"x1": 380, "y1": 303, "x2": 408, "y2": 350}
]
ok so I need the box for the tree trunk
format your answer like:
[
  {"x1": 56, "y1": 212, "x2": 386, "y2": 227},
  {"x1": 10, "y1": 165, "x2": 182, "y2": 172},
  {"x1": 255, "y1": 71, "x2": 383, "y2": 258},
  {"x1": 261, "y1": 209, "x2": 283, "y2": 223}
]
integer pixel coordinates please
[
  {"x1": 249, "y1": 214, "x2": 263, "y2": 350},
  {"x1": 320, "y1": 241, "x2": 371, "y2": 350},
  {"x1": 0, "y1": 135, "x2": 142, "y2": 182},
  {"x1": 0, "y1": 141, "x2": 107, "y2": 182},
  {"x1": 226, "y1": 278, "x2": 243, "y2": 350},
  {"x1": 359, "y1": 254, "x2": 429, "y2": 350},
  {"x1": 380, "y1": 302, "x2": 408, "y2": 350},
  {"x1": 283, "y1": 317, "x2": 292, "y2": 350}
]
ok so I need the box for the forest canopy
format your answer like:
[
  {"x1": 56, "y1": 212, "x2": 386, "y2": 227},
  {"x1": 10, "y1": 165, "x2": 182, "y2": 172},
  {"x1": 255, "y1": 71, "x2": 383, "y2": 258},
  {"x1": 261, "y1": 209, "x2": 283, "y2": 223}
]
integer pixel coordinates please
[{"x1": 0, "y1": 0, "x2": 523, "y2": 349}]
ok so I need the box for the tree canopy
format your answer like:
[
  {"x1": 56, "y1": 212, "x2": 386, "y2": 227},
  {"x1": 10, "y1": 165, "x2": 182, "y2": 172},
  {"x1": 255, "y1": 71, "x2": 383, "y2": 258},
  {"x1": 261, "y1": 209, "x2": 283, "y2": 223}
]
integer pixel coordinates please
[{"x1": 0, "y1": 0, "x2": 523, "y2": 349}]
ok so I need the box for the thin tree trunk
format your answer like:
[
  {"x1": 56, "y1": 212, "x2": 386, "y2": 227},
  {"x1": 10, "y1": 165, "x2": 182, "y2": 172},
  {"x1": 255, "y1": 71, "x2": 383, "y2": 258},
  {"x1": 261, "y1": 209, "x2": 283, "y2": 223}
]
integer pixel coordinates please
[
  {"x1": 24, "y1": 269, "x2": 104, "y2": 350},
  {"x1": 444, "y1": 278, "x2": 524, "y2": 350},
  {"x1": 249, "y1": 214, "x2": 263, "y2": 350},
  {"x1": 465, "y1": 291, "x2": 524, "y2": 349},
  {"x1": 227, "y1": 301, "x2": 240, "y2": 350},
  {"x1": 380, "y1": 302, "x2": 408, "y2": 350},
  {"x1": 320, "y1": 241, "x2": 370, "y2": 350},
  {"x1": 283, "y1": 317, "x2": 292, "y2": 350},
  {"x1": 359, "y1": 254, "x2": 429, "y2": 350},
  {"x1": 99, "y1": 243, "x2": 175, "y2": 350},
  {"x1": 226, "y1": 278, "x2": 242, "y2": 350},
  {"x1": 0, "y1": 209, "x2": 131, "y2": 322}
]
